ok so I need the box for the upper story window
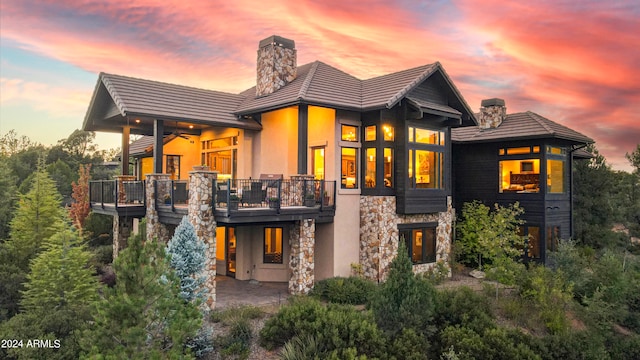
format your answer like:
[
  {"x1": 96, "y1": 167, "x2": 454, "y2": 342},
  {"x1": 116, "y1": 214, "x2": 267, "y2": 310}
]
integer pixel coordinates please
[
  {"x1": 363, "y1": 123, "x2": 395, "y2": 191},
  {"x1": 341, "y1": 125, "x2": 358, "y2": 142},
  {"x1": 498, "y1": 146, "x2": 540, "y2": 193},
  {"x1": 202, "y1": 136, "x2": 238, "y2": 181},
  {"x1": 408, "y1": 126, "x2": 445, "y2": 189},
  {"x1": 546, "y1": 146, "x2": 566, "y2": 194},
  {"x1": 340, "y1": 122, "x2": 361, "y2": 190}
]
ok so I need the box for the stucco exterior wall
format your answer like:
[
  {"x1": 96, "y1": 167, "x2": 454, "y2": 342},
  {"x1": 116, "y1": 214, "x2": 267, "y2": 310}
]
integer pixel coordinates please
[{"x1": 253, "y1": 107, "x2": 298, "y2": 177}]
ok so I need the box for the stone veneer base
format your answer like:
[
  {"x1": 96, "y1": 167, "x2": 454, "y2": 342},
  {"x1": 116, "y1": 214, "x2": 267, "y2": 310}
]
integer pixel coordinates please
[{"x1": 359, "y1": 196, "x2": 453, "y2": 282}]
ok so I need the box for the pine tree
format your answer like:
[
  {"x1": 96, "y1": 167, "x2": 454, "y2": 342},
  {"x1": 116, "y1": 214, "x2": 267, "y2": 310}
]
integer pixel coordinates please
[
  {"x1": 6, "y1": 159, "x2": 65, "y2": 269},
  {"x1": 166, "y1": 216, "x2": 213, "y2": 357},
  {"x1": 81, "y1": 233, "x2": 201, "y2": 359},
  {"x1": 166, "y1": 216, "x2": 208, "y2": 303},
  {"x1": 0, "y1": 159, "x2": 65, "y2": 319},
  {"x1": 0, "y1": 156, "x2": 17, "y2": 240},
  {"x1": 0, "y1": 229, "x2": 99, "y2": 359},
  {"x1": 69, "y1": 164, "x2": 91, "y2": 233},
  {"x1": 370, "y1": 241, "x2": 437, "y2": 339}
]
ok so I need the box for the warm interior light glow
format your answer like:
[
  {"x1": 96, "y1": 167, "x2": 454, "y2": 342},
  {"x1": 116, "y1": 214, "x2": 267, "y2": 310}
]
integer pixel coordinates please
[
  {"x1": 189, "y1": 125, "x2": 194, "y2": 129},
  {"x1": 135, "y1": 119, "x2": 141, "y2": 123},
  {"x1": 383, "y1": 125, "x2": 394, "y2": 141}
]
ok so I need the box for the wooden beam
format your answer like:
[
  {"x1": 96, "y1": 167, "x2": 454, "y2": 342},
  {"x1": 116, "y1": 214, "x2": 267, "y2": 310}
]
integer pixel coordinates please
[
  {"x1": 121, "y1": 125, "x2": 130, "y2": 175},
  {"x1": 297, "y1": 104, "x2": 308, "y2": 174},
  {"x1": 153, "y1": 119, "x2": 164, "y2": 173}
]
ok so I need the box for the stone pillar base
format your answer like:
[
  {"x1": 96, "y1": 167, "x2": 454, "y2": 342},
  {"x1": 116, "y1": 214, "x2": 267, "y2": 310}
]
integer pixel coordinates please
[
  {"x1": 289, "y1": 219, "x2": 315, "y2": 294},
  {"x1": 113, "y1": 216, "x2": 133, "y2": 258}
]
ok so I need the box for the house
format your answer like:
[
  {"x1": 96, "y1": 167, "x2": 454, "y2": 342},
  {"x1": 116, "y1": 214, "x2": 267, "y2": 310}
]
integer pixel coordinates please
[
  {"x1": 451, "y1": 98, "x2": 593, "y2": 262},
  {"x1": 82, "y1": 35, "x2": 590, "y2": 308}
]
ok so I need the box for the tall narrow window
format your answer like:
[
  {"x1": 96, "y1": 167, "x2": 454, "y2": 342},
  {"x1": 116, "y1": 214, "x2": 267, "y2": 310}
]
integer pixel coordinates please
[
  {"x1": 264, "y1": 227, "x2": 283, "y2": 264},
  {"x1": 166, "y1": 155, "x2": 180, "y2": 180},
  {"x1": 365, "y1": 148, "x2": 376, "y2": 188},
  {"x1": 547, "y1": 159, "x2": 565, "y2": 193},
  {"x1": 546, "y1": 226, "x2": 560, "y2": 253},
  {"x1": 312, "y1": 147, "x2": 325, "y2": 180},
  {"x1": 341, "y1": 147, "x2": 358, "y2": 189},
  {"x1": 383, "y1": 148, "x2": 393, "y2": 188}
]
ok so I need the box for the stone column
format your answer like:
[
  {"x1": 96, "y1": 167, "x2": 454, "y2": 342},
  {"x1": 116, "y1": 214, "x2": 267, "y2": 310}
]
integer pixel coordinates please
[
  {"x1": 289, "y1": 174, "x2": 314, "y2": 206},
  {"x1": 187, "y1": 169, "x2": 217, "y2": 309},
  {"x1": 112, "y1": 216, "x2": 133, "y2": 258},
  {"x1": 115, "y1": 175, "x2": 136, "y2": 204},
  {"x1": 289, "y1": 218, "x2": 315, "y2": 294},
  {"x1": 145, "y1": 173, "x2": 170, "y2": 242}
]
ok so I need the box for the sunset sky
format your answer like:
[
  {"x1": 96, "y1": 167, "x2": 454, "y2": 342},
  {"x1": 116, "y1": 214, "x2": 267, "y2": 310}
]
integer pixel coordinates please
[{"x1": 1, "y1": 0, "x2": 638, "y2": 171}]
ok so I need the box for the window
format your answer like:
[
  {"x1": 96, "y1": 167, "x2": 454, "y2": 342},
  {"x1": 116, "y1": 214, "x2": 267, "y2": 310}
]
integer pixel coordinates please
[
  {"x1": 384, "y1": 148, "x2": 393, "y2": 188},
  {"x1": 312, "y1": 147, "x2": 325, "y2": 180},
  {"x1": 545, "y1": 146, "x2": 566, "y2": 194},
  {"x1": 400, "y1": 225, "x2": 436, "y2": 264},
  {"x1": 546, "y1": 226, "x2": 560, "y2": 253},
  {"x1": 166, "y1": 155, "x2": 180, "y2": 180},
  {"x1": 365, "y1": 148, "x2": 376, "y2": 188},
  {"x1": 383, "y1": 124, "x2": 394, "y2": 141},
  {"x1": 264, "y1": 227, "x2": 283, "y2": 264},
  {"x1": 499, "y1": 159, "x2": 540, "y2": 193},
  {"x1": 341, "y1": 125, "x2": 358, "y2": 142},
  {"x1": 407, "y1": 126, "x2": 445, "y2": 189},
  {"x1": 519, "y1": 226, "x2": 541, "y2": 260},
  {"x1": 202, "y1": 136, "x2": 238, "y2": 181},
  {"x1": 341, "y1": 147, "x2": 358, "y2": 189},
  {"x1": 365, "y1": 126, "x2": 376, "y2": 141}
]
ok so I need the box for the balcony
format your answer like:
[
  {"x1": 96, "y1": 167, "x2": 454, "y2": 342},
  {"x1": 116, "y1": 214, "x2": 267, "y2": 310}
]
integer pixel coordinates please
[
  {"x1": 89, "y1": 179, "x2": 146, "y2": 217},
  {"x1": 89, "y1": 177, "x2": 336, "y2": 224}
]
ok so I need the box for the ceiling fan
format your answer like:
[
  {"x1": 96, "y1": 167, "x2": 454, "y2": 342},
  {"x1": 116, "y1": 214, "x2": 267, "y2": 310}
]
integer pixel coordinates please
[{"x1": 165, "y1": 121, "x2": 191, "y2": 140}]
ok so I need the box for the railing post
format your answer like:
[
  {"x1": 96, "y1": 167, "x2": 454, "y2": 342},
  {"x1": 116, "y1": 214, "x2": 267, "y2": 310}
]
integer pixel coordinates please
[
  {"x1": 100, "y1": 181, "x2": 105, "y2": 208},
  {"x1": 321, "y1": 180, "x2": 326, "y2": 210},
  {"x1": 171, "y1": 180, "x2": 175, "y2": 212}
]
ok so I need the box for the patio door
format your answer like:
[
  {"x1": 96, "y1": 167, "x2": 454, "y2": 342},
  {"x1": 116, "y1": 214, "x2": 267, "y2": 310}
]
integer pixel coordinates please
[{"x1": 226, "y1": 227, "x2": 237, "y2": 277}]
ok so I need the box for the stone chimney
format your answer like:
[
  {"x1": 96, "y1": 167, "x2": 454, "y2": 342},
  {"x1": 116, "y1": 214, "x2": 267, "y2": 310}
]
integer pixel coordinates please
[
  {"x1": 478, "y1": 98, "x2": 507, "y2": 129},
  {"x1": 256, "y1": 35, "x2": 297, "y2": 97}
]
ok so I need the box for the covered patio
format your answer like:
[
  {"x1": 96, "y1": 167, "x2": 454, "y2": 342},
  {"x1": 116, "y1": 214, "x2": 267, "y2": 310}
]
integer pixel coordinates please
[{"x1": 215, "y1": 276, "x2": 289, "y2": 309}]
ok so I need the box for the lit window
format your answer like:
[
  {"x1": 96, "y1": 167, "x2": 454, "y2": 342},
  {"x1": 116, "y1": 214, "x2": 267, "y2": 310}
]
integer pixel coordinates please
[
  {"x1": 365, "y1": 148, "x2": 376, "y2": 188},
  {"x1": 383, "y1": 125, "x2": 394, "y2": 141},
  {"x1": 341, "y1": 147, "x2": 358, "y2": 189},
  {"x1": 264, "y1": 227, "x2": 283, "y2": 264},
  {"x1": 519, "y1": 226, "x2": 541, "y2": 260},
  {"x1": 166, "y1": 155, "x2": 180, "y2": 180},
  {"x1": 312, "y1": 147, "x2": 325, "y2": 180},
  {"x1": 400, "y1": 226, "x2": 436, "y2": 264},
  {"x1": 341, "y1": 125, "x2": 358, "y2": 142},
  {"x1": 384, "y1": 148, "x2": 393, "y2": 188},
  {"x1": 506, "y1": 147, "x2": 532, "y2": 155},
  {"x1": 547, "y1": 159, "x2": 565, "y2": 193},
  {"x1": 201, "y1": 136, "x2": 238, "y2": 181},
  {"x1": 365, "y1": 126, "x2": 376, "y2": 141},
  {"x1": 407, "y1": 125, "x2": 445, "y2": 190},
  {"x1": 546, "y1": 226, "x2": 560, "y2": 253},
  {"x1": 498, "y1": 159, "x2": 540, "y2": 193}
]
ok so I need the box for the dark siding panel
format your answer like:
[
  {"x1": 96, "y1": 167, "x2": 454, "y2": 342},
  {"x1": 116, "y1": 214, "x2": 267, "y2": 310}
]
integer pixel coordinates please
[
  {"x1": 453, "y1": 143, "x2": 498, "y2": 211},
  {"x1": 398, "y1": 191, "x2": 447, "y2": 214}
]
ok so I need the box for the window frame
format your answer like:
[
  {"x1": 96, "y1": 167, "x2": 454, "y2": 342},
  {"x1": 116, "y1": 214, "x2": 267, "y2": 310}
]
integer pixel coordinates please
[
  {"x1": 338, "y1": 120, "x2": 361, "y2": 193},
  {"x1": 399, "y1": 223, "x2": 437, "y2": 264},
  {"x1": 406, "y1": 124, "x2": 446, "y2": 190},
  {"x1": 263, "y1": 227, "x2": 284, "y2": 264}
]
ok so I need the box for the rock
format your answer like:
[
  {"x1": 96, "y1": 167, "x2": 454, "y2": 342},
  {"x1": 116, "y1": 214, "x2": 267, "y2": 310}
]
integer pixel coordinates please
[{"x1": 469, "y1": 269, "x2": 486, "y2": 279}]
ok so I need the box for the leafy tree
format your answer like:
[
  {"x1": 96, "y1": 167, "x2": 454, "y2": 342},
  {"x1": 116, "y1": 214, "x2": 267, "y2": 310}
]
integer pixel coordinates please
[
  {"x1": 166, "y1": 216, "x2": 214, "y2": 357},
  {"x1": 0, "y1": 129, "x2": 38, "y2": 157},
  {"x1": 69, "y1": 164, "x2": 92, "y2": 233},
  {"x1": 455, "y1": 201, "x2": 526, "y2": 269},
  {"x1": 627, "y1": 144, "x2": 640, "y2": 174},
  {"x1": 81, "y1": 233, "x2": 201, "y2": 359},
  {"x1": 370, "y1": 241, "x2": 437, "y2": 339},
  {"x1": 0, "y1": 229, "x2": 99, "y2": 359}
]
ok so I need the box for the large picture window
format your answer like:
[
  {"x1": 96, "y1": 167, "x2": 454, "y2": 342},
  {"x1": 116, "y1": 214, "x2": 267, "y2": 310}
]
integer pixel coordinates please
[
  {"x1": 400, "y1": 225, "x2": 436, "y2": 264},
  {"x1": 264, "y1": 227, "x2": 283, "y2": 264},
  {"x1": 408, "y1": 126, "x2": 445, "y2": 189},
  {"x1": 202, "y1": 136, "x2": 238, "y2": 181},
  {"x1": 498, "y1": 146, "x2": 541, "y2": 193}
]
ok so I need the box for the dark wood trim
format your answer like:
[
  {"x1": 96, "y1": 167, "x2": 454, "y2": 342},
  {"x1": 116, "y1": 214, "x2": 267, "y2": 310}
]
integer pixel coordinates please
[
  {"x1": 121, "y1": 125, "x2": 130, "y2": 175},
  {"x1": 297, "y1": 104, "x2": 308, "y2": 174},
  {"x1": 153, "y1": 119, "x2": 164, "y2": 173},
  {"x1": 397, "y1": 221, "x2": 438, "y2": 230}
]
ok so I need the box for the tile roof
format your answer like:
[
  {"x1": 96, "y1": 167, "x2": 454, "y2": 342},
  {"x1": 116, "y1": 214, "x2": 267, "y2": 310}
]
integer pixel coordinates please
[
  {"x1": 451, "y1": 111, "x2": 593, "y2": 144},
  {"x1": 85, "y1": 61, "x2": 475, "y2": 131},
  {"x1": 85, "y1": 73, "x2": 262, "y2": 131}
]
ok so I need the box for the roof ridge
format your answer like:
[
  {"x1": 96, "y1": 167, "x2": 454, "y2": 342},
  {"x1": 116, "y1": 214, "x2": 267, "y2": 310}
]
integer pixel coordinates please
[
  {"x1": 385, "y1": 63, "x2": 438, "y2": 108},
  {"x1": 298, "y1": 61, "x2": 319, "y2": 100},
  {"x1": 527, "y1": 111, "x2": 555, "y2": 135}
]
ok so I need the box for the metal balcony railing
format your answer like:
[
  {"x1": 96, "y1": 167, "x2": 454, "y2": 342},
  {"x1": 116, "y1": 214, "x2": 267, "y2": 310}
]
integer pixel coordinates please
[{"x1": 89, "y1": 180, "x2": 145, "y2": 207}]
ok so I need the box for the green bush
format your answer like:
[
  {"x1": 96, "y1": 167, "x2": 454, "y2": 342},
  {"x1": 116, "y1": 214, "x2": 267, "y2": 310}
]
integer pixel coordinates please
[
  {"x1": 259, "y1": 297, "x2": 386, "y2": 358},
  {"x1": 216, "y1": 318, "x2": 252, "y2": 359},
  {"x1": 310, "y1": 276, "x2": 377, "y2": 304},
  {"x1": 530, "y1": 330, "x2": 610, "y2": 360},
  {"x1": 440, "y1": 325, "x2": 540, "y2": 360}
]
